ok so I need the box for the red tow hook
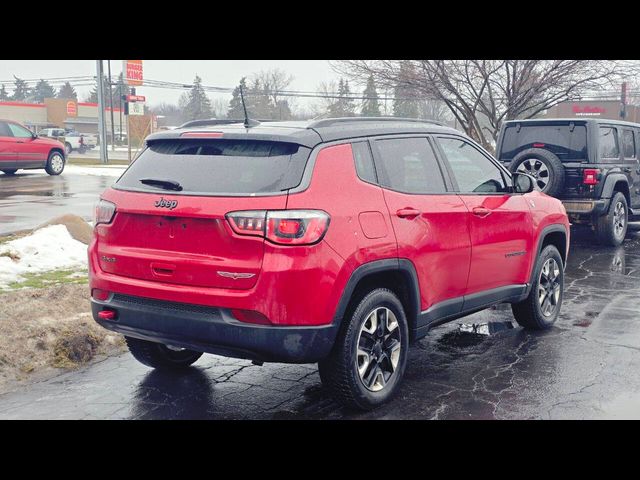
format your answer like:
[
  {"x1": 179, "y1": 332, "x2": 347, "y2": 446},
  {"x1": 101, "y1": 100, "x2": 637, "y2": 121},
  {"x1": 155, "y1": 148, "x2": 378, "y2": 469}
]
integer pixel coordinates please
[{"x1": 98, "y1": 310, "x2": 117, "y2": 321}]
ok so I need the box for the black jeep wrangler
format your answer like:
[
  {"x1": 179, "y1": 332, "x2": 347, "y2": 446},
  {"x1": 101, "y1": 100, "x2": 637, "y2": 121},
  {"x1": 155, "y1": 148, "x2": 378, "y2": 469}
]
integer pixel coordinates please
[{"x1": 496, "y1": 118, "x2": 640, "y2": 246}]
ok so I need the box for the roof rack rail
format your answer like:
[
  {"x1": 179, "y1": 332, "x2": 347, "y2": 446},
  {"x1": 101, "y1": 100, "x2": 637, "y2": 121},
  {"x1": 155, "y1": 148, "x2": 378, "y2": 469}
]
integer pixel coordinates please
[
  {"x1": 307, "y1": 117, "x2": 446, "y2": 128},
  {"x1": 178, "y1": 118, "x2": 280, "y2": 129}
]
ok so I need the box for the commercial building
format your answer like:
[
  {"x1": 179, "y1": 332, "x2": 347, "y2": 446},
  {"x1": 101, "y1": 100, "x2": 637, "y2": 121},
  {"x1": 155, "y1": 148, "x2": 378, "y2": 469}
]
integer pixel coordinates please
[
  {"x1": 0, "y1": 98, "x2": 156, "y2": 144},
  {"x1": 544, "y1": 99, "x2": 640, "y2": 123}
]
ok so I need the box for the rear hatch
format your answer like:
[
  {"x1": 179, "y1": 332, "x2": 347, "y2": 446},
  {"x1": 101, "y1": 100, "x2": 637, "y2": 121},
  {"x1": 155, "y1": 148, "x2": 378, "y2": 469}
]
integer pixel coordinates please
[
  {"x1": 97, "y1": 137, "x2": 311, "y2": 289},
  {"x1": 498, "y1": 121, "x2": 591, "y2": 198}
]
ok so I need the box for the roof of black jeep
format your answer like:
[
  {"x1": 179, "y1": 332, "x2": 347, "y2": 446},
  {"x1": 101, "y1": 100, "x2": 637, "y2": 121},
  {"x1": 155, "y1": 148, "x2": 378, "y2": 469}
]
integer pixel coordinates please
[{"x1": 145, "y1": 117, "x2": 462, "y2": 148}]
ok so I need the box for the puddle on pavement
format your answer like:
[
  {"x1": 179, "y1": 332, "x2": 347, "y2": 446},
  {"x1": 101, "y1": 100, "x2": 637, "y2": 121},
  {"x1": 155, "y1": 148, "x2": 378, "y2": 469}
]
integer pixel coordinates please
[{"x1": 437, "y1": 321, "x2": 514, "y2": 349}]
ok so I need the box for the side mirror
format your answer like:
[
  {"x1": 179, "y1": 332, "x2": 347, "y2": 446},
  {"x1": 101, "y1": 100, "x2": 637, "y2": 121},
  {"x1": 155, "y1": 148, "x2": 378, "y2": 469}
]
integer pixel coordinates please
[{"x1": 512, "y1": 172, "x2": 535, "y2": 193}]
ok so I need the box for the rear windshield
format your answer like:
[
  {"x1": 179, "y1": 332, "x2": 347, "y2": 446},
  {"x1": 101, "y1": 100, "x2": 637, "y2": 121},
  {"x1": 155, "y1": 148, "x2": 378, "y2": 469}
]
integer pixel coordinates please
[
  {"x1": 116, "y1": 139, "x2": 311, "y2": 196},
  {"x1": 499, "y1": 124, "x2": 587, "y2": 161}
]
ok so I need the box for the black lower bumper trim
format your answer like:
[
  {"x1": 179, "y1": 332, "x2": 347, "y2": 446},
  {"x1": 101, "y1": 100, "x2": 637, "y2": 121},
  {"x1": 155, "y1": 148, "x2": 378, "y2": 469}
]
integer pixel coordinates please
[{"x1": 91, "y1": 295, "x2": 338, "y2": 364}]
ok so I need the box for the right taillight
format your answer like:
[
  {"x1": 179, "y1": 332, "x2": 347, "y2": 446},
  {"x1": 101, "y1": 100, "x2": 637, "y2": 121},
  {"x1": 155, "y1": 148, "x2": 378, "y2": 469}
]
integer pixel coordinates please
[
  {"x1": 583, "y1": 168, "x2": 600, "y2": 185},
  {"x1": 94, "y1": 199, "x2": 116, "y2": 225},
  {"x1": 226, "y1": 210, "x2": 330, "y2": 245}
]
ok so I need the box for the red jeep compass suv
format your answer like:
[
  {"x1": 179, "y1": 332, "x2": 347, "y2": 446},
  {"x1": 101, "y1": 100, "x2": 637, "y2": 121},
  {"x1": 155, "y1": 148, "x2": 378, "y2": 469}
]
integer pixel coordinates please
[{"x1": 89, "y1": 117, "x2": 570, "y2": 410}]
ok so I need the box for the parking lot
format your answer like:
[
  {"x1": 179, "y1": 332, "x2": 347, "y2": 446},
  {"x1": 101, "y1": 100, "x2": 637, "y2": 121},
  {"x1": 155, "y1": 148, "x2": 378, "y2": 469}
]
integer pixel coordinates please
[{"x1": 1, "y1": 170, "x2": 639, "y2": 419}]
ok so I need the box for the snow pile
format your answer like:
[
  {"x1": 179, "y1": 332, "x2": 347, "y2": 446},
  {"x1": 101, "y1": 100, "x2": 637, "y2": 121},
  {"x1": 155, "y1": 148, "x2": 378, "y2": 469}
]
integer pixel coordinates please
[
  {"x1": 64, "y1": 165, "x2": 127, "y2": 177},
  {"x1": 0, "y1": 225, "x2": 88, "y2": 289}
]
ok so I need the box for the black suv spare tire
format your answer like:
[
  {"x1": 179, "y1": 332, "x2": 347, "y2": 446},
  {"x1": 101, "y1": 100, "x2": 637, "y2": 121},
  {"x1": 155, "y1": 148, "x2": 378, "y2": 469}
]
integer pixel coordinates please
[{"x1": 508, "y1": 148, "x2": 565, "y2": 197}]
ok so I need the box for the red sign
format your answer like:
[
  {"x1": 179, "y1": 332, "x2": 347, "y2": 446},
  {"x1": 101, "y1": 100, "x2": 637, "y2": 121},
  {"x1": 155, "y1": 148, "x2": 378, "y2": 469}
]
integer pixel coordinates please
[
  {"x1": 66, "y1": 101, "x2": 77, "y2": 116},
  {"x1": 124, "y1": 60, "x2": 143, "y2": 86},
  {"x1": 126, "y1": 95, "x2": 146, "y2": 102},
  {"x1": 572, "y1": 105, "x2": 606, "y2": 115}
]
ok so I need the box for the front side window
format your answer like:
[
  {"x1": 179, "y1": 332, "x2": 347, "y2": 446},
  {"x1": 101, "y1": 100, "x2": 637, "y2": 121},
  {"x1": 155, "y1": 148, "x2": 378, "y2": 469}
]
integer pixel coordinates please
[
  {"x1": 438, "y1": 137, "x2": 508, "y2": 193},
  {"x1": 373, "y1": 137, "x2": 446, "y2": 194},
  {"x1": 599, "y1": 127, "x2": 619, "y2": 159},
  {"x1": 622, "y1": 129, "x2": 635, "y2": 158},
  {"x1": 7, "y1": 123, "x2": 33, "y2": 138}
]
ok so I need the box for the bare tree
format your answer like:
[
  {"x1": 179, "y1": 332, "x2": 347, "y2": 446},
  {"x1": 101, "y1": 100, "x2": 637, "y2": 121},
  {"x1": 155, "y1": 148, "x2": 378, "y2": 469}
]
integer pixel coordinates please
[
  {"x1": 333, "y1": 60, "x2": 638, "y2": 150},
  {"x1": 252, "y1": 68, "x2": 297, "y2": 114}
]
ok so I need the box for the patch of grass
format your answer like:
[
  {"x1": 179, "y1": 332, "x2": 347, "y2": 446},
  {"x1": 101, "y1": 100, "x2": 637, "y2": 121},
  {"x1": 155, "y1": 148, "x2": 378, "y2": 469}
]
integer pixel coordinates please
[
  {"x1": 0, "y1": 251, "x2": 20, "y2": 261},
  {"x1": 7, "y1": 269, "x2": 88, "y2": 290},
  {"x1": 52, "y1": 329, "x2": 101, "y2": 369}
]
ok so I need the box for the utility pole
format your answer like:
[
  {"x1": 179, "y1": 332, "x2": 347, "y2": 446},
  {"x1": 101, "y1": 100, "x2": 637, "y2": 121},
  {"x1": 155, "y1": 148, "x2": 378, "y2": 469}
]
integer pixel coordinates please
[
  {"x1": 96, "y1": 60, "x2": 108, "y2": 164},
  {"x1": 108, "y1": 60, "x2": 115, "y2": 151}
]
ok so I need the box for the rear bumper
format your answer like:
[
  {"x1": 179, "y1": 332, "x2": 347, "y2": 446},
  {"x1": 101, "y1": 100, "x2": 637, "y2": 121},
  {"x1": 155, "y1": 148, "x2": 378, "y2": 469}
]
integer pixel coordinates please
[
  {"x1": 91, "y1": 294, "x2": 339, "y2": 363},
  {"x1": 562, "y1": 199, "x2": 609, "y2": 215}
]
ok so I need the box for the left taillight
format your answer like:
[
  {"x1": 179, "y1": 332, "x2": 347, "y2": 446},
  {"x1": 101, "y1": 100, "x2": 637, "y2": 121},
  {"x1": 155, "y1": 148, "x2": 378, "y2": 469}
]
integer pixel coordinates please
[
  {"x1": 226, "y1": 210, "x2": 330, "y2": 245},
  {"x1": 94, "y1": 199, "x2": 116, "y2": 225}
]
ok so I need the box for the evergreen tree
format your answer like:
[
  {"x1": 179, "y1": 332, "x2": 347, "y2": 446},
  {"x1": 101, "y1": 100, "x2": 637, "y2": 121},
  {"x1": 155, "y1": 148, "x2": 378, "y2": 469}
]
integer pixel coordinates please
[
  {"x1": 0, "y1": 85, "x2": 8, "y2": 101},
  {"x1": 361, "y1": 75, "x2": 381, "y2": 116},
  {"x1": 183, "y1": 75, "x2": 213, "y2": 120},
  {"x1": 392, "y1": 63, "x2": 419, "y2": 118},
  {"x1": 227, "y1": 77, "x2": 249, "y2": 119},
  {"x1": 32, "y1": 79, "x2": 57, "y2": 102},
  {"x1": 57, "y1": 81, "x2": 78, "y2": 100},
  {"x1": 328, "y1": 78, "x2": 356, "y2": 117},
  {"x1": 11, "y1": 76, "x2": 30, "y2": 101},
  {"x1": 248, "y1": 79, "x2": 273, "y2": 118},
  {"x1": 84, "y1": 76, "x2": 115, "y2": 103}
]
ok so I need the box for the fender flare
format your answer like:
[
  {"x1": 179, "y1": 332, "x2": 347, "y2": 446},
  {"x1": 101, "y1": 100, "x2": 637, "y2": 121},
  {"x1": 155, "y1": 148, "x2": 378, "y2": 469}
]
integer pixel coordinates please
[
  {"x1": 600, "y1": 173, "x2": 629, "y2": 199},
  {"x1": 528, "y1": 224, "x2": 569, "y2": 288},
  {"x1": 331, "y1": 258, "x2": 421, "y2": 328}
]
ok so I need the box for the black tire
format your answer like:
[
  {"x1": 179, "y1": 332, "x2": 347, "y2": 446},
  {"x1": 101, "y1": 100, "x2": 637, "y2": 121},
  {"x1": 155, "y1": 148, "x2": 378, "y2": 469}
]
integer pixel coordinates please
[
  {"x1": 45, "y1": 150, "x2": 65, "y2": 176},
  {"x1": 1, "y1": 169, "x2": 17, "y2": 175},
  {"x1": 125, "y1": 336, "x2": 203, "y2": 370},
  {"x1": 595, "y1": 192, "x2": 628, "y2": 246},
  {"x1": 318, "y1": 288, "x2": 409, "y2": 410},
  {"x1": 65, "y1": 143, "x2": 72, "y2": 155},
  {"x1": 509, "y1": 148, "x2": 565, "y2": 197},
  {"x1": 512, "y1": 245, "x2": 564, "y2": 330}
]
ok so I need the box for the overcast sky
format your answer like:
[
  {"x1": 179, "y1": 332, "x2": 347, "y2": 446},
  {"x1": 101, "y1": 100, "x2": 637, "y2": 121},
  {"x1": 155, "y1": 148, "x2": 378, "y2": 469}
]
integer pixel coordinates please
[{"x1": 0, "y1": 60, "x2": 340, "y2": 108}]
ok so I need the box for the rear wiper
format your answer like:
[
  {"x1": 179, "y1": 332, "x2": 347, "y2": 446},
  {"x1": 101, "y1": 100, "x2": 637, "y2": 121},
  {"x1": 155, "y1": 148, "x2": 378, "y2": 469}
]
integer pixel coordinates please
[{"x1": 139, "y1": 178, "x2": 183, "y2": 191}]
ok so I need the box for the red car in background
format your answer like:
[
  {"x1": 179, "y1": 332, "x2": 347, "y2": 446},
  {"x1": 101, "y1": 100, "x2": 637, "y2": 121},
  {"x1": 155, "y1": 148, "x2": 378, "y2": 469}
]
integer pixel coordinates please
[{"x1": 0, "y1": 119, "x2": 66, "y2": 176}]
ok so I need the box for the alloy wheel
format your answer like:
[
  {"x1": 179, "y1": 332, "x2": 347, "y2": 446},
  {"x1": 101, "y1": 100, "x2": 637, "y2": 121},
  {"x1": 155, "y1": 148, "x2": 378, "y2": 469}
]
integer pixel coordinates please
[
  {"x1": 517, "y1": 158, "x2": 550, "y2": 191},
  {"x1": 538, "y1": 258, "x2": 561, "y2": 317},
  {"x1": 613, "y1": 201, "x2": 626, "y2": 239},
  {"x1": 356, "y1": 307, "x2": 402, "y2": 392},
  {"x1": 50, "y1": 154, "x2": 64, "y2": 173}
]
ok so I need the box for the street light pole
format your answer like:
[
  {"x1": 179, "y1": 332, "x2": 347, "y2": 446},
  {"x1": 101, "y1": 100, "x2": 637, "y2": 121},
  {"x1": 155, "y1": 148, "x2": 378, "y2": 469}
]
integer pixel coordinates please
[
  {"x1": 96, "y1": 60, "x2": 108, "y2": 164},
  {"x1": 108, "y1": 60, "x2": 115, "y2": 152}
]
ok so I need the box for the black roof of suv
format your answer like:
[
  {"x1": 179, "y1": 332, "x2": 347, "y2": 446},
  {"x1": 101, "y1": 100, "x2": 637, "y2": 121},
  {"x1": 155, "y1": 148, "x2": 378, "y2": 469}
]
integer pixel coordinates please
[{"x1": 147, "y1": 117, "x2": 462, "y2": 148}]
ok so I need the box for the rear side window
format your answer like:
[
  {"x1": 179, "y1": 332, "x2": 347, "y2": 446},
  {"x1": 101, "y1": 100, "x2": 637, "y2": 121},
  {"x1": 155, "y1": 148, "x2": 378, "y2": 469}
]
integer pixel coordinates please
[
  {"x1": 500, "y1": 124, "x2": 587, "y2": 161},
  {"x1": 622, "y1": 129, "x2": 635, "y2": 158},
  {"x1": 599, "y1": 127, "x2": 619, "y2": 159},
  {"x1": 116, "y1": 139, "x2": 311, "y2": 195},
  {"x1": 373, "y1": 137, "x2": 446, "y2": 194},
  {"x1": 0, "y1": 122, "x2": 11, "y2": 137},
  {"x1": 352, "y1": 141, "x2": 377, "y2": 184}
]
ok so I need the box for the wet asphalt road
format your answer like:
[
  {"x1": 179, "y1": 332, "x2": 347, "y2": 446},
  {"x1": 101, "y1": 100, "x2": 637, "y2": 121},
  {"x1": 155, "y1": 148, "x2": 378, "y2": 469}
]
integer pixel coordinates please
[
  {"x1": 1, "y1": 172, "x2": 640, "y2": 419},
  {"x1": 0, "y1": 170, "x2": 117, "y2": 235}
]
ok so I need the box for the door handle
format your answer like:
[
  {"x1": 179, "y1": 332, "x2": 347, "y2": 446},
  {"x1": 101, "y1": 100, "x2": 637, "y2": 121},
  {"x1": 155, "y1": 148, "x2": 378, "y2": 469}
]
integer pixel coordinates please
[
  {"x1": 396, "y1": 208, "x2": 421, "y2": 219},
  {"x1": 472, "y1": 207, "x2": 492, "y2": 218}
]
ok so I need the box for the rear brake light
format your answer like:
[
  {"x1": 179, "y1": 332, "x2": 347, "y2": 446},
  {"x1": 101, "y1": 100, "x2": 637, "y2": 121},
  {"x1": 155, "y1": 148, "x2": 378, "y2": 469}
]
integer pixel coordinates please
[
  {"x1": 94, "y1": 199, "x2": 116, "y2": 225},
  {"x1": 533, "y1": 143, "x2": 545, "y2": 148},
  {"x1": 583, "y1": 168, "x2": 600, "y2": 185},
  {"x1": 266, "y1": 210, "x2": 330, "y2": 245},
  {"x1": 226, "y1": 210, "x2": 330, "y2": 245},
  {"x1": 180, "y1": 132, "x2": 224, "y2": 138}
]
